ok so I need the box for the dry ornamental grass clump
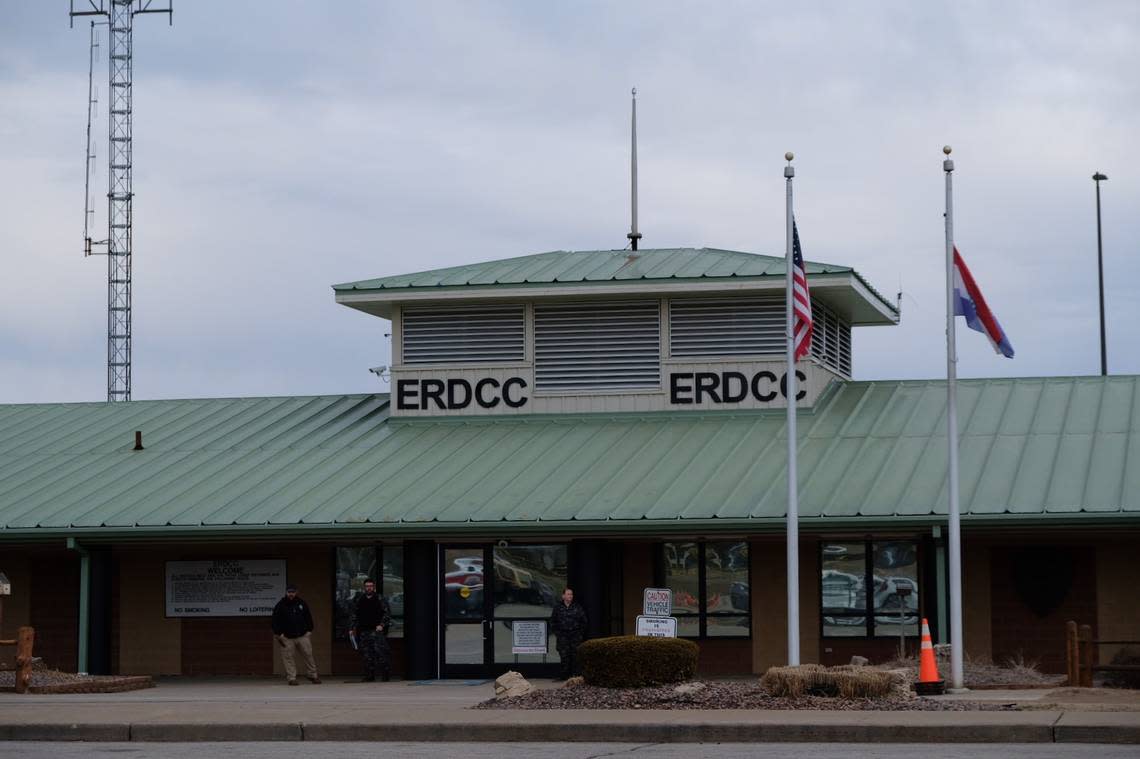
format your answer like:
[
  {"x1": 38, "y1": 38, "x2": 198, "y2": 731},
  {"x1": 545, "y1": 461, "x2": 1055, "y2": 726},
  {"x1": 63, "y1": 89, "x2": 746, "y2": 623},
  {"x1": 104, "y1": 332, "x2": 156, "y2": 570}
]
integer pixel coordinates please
[{"x1": 760, "y1": 664, "x2": 896, "y2": 699}]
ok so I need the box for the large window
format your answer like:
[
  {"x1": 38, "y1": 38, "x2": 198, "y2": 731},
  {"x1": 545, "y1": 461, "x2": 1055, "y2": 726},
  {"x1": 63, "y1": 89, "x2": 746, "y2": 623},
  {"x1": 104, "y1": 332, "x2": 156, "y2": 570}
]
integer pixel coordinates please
[
  {"x1": 335, "y1": 545, "x2": 404, "y2": 639},
  {"x1": 820, "y1": 540, "x2": 918, "y2": 638},
  {"x1": 660, "y1": 541, "x2": 750, "y2": 638}
]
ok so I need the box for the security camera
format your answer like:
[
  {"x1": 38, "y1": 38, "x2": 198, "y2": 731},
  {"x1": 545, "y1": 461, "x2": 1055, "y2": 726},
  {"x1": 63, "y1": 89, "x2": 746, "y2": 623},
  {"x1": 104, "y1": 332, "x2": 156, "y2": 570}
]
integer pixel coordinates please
[
  {"x1": 497, "y1": 539, "x2": 509, "y2": 548},
  {"x1": 368, "y1": 365, "x2": 388, "y2": 377}
]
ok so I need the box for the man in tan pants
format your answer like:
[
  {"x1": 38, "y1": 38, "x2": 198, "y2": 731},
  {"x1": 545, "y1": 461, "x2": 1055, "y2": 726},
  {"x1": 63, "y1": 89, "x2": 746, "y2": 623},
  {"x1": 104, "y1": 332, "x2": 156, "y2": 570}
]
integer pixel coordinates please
[{"x1": 271, "y1": 583, "x2": 320, "y2": 685}]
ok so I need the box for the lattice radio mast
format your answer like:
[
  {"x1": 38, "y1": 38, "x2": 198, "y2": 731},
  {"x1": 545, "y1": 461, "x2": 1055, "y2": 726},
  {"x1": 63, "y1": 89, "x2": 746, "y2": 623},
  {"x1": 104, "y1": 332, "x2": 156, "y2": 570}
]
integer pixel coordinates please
[{"x1": 70, "y1": 1, "x2": 172, "y2": 402}]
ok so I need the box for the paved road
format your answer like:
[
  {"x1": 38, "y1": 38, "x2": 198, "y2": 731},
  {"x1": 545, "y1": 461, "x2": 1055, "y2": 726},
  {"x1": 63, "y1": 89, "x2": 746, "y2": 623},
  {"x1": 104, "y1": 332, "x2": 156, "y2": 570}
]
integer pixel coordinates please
[{"x1": 1, "y1": 743, "x2": 1135, "y2": 758}]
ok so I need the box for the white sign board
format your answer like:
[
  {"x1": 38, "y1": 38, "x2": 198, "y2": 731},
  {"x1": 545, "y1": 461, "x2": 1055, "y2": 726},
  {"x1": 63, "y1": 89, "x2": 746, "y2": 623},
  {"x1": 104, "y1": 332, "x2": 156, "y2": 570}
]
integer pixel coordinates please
[
  {"x1": 642, "y1": 587, "x2": 672, "y2": 616},
  {"x1": 165, "y1": 559, "x2": 286, "y2": 617},
  {"x1": 636, "y1": 615, "x2": 678, "y2": 638},
  {"x1": 511, "y1": 620, "x2": 548, "y2": 654}
]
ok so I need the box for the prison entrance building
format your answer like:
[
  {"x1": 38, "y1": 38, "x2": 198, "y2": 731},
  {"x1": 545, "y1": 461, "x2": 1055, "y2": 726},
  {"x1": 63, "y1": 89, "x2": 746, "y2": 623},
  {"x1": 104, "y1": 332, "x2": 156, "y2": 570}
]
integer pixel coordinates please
[{"x1": 1, "y1": 248, "x2": 1137, "y2": 679}]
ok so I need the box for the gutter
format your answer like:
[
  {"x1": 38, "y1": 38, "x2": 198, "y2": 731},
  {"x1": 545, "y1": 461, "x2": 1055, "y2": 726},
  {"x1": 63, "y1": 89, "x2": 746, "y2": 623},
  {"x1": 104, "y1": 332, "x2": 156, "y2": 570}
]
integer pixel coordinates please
[
  {"x1": 0, "y1": 511, "x2": 1136, "y2": 545},
  {"x1": 66, "y1": 537, "x2": 89, "y2": 675}
]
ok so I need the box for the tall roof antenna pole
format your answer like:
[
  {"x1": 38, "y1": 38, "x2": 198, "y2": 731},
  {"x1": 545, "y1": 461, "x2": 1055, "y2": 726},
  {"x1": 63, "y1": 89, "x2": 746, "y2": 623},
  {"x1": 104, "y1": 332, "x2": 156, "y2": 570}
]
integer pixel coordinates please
[
  {"x1": 627, "y1": 87, "x2": 642, "y2": 251},
  {"x1": 70, "y1": 1, "x2": 174, "y2": 402}
]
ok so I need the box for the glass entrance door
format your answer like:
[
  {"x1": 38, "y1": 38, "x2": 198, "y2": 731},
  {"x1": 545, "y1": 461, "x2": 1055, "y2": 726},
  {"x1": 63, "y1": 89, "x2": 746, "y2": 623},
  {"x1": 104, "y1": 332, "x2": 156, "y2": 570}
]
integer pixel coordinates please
[{"x1": 440, "y1": 544, "x2": 567, "y2": 678}]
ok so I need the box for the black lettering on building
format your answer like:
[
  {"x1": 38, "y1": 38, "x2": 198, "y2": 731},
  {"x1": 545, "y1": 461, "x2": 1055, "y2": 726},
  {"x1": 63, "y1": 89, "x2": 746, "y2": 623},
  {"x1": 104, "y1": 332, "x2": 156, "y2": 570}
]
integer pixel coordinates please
[
  {"x1": 670, "y1": 373, "x2": 694, "y2": 404},
  {"x1": 475, "y1": 378, "x2": 501, "y2": 408},
  {"x1": 722, "y1": 371, "x2": 747, "y2": 403},
  {"x1": 779, "y1": 370, "x2": 808, "y2": 401},
  {"x1": 695, "y1": 372, "x2": 721, "y2": 404},
  {"x1": 502, "y1": 377, "x2": 528, "y2": 408},
  {"x1": 446, "y1": 379, "x2": 472, "y2": 409},
  {"x1": 396, "y1": 379, "x2": 419, "y2": 410},
  {"x1": 421, "y1": 379, "x2": 445, "y2": 410},
  {"x1": 751, "y1": 371, "x2": 778, "y2": 402}
]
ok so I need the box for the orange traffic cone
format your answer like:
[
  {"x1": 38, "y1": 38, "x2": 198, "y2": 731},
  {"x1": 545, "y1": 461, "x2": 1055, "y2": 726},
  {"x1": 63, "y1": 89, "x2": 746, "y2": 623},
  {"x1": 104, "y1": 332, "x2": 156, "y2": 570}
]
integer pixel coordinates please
[{"x1": 914, "y1": 618, "x2": 945, "y2": 695}]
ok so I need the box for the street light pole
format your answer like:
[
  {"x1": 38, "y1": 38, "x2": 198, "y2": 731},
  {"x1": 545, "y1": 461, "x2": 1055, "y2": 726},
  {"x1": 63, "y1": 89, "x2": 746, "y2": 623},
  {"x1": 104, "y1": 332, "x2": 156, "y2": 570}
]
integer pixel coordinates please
[{"x1": 1093, "y1": 172, "x2": 1108, "y2": 377}]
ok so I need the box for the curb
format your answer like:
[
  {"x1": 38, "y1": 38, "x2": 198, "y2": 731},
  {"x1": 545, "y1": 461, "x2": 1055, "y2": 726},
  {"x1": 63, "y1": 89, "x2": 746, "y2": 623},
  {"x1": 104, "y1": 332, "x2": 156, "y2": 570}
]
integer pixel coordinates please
[
  {"x1": 129, "y1": 723, "x2": 304, "y2": 742},
  {"x1": 0, "y1": 724, "x2": 130, "y2": 741},
  {"x1": 305, "y1": 722, "x2": 1059, "y2": 743}
]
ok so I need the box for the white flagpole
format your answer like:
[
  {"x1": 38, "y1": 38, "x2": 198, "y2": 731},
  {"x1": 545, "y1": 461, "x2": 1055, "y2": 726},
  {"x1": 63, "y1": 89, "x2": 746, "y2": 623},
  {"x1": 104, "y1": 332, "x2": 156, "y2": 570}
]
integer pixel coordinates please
[
  {"x1": 784, "y1": 151, "x2": 800, "y2": 665},
  {"x1": 627, "y1": 88, "x2": 642, "y2": 251},
  {"x1": 943, "y1": 145, "x2": 965, "y2": 691}
]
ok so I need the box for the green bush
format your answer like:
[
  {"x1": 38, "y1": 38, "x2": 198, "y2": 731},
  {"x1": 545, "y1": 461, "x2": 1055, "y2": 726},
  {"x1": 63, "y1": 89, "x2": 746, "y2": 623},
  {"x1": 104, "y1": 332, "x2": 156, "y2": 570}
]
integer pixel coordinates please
[
  {"x1": 761, "y1": 664, "x2": 896, "y2": 699},
  {"x1": 578, "y1": 635, "x2": 699, "y2": 688}
]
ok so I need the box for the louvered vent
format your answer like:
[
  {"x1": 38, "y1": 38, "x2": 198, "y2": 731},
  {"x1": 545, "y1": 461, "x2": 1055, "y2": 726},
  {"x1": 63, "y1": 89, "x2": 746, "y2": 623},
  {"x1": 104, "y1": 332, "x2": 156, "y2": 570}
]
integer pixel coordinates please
[
  {"x1": 811, "y1": 300, "x2": 852, "y2": 378},
  {"x1": 402, "y1": 305, "x2": 524, "y2": 365},
  {"x1": 670, "y1": 296, "x2": 785, "y2": 356},
  {"x1": 535, "y1": 301, "x2": 660, "y2": 391}
]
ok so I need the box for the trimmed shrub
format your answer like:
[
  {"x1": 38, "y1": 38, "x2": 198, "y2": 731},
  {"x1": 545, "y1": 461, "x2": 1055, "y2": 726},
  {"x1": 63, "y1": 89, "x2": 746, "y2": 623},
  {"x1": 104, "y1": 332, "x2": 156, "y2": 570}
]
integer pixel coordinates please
[
  {"x1": 761, "y1": 664, "x2": 896, "y2": 699},
  {"x1": 578, "y1": 636, "x2": 699, "y2": 688}
]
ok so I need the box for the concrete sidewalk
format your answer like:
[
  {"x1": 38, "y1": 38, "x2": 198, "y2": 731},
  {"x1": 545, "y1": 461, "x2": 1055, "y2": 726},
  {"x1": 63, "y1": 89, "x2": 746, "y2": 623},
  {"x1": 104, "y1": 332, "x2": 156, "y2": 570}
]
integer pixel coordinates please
[{"x1": 0, "y1": 678, "x2": 1137, "y2": 744}]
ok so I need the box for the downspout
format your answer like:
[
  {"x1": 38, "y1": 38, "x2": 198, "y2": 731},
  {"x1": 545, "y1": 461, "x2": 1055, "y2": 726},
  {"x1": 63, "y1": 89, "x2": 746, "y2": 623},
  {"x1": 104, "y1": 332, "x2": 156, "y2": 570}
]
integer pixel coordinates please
[{"x1": 66, "y1": 537, "x2": 90, "y2": 675}]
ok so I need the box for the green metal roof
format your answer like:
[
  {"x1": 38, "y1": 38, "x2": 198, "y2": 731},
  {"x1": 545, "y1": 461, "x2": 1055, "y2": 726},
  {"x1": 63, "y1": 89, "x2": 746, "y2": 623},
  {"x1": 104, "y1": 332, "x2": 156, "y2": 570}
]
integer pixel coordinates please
[
  {"x1": 332, "y1": 248, "x2": 856, "y2": 291},
  {"x1": 1, "y1": 376, "x2": 1138, "y2": 539}
]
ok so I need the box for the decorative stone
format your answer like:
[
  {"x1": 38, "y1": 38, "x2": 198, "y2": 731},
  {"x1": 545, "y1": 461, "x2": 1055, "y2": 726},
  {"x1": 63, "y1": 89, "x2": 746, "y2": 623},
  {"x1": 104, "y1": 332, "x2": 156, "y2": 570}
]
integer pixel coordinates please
[
  {"x1": 673, "y1": 681, "x2": 706, "y2": 696},
  {"x1": 561, "y1": 675, "x2": 585, "y2": 688},
  {"x1": 493, "y1": 670, "x2": 533, "y2": 699},
  {"x1": 850, "y1": 655, "x2": 869, "y2": 667}
]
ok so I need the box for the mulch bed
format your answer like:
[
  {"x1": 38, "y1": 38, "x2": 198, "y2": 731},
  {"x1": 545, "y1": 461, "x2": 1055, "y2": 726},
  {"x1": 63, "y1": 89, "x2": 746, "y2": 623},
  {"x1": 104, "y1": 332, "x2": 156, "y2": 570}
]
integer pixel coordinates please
[
  {"x1": 474, "y1": 680, "x2": 1019, "y2": 711},
  {"x1": 0, "y1": 667, "x2": 154, "y2": 694}
]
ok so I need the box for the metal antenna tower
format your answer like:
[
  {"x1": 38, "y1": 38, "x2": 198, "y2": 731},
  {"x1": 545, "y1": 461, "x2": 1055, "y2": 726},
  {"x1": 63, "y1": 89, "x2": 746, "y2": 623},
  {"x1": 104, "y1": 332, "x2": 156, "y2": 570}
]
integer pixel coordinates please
[{"x1": 70, "y1": 1, "x2": 173, "y2": 402}]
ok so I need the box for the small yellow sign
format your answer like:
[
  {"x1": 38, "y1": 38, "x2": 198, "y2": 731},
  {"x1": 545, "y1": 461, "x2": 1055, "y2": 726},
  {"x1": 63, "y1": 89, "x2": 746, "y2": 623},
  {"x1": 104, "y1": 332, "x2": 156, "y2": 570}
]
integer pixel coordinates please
[{"x1": 459, "y1": 585, "x2": 471, "y2": 599}]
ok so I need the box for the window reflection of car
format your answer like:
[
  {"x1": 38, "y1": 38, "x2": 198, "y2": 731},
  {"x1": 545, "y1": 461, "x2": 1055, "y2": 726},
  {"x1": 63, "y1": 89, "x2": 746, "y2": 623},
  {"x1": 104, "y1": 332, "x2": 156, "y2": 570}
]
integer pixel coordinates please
[
  {"x1": 821, "y1": 569, "x2": 865, "y2": 612},
  {"x1": 445, "y1": 574, "x2": 483, "y2": 617},
  {"x1": 729, "y1": 581, "x2": 750, "y2": 613},
  {"x1": 871, "y1": 575, "x2": 918, "y2": 626}
]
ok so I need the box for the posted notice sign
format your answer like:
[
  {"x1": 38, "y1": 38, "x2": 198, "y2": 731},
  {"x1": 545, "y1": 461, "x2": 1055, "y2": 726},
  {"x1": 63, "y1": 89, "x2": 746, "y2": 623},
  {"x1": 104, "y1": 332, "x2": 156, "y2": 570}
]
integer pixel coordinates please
[
  {"x1": 165, "y1": 559, "x2": 286, "y2": 617},
  {"x1": 511, "y1": 620, "x2": 548, "y2": 654},
  {"x1": 636, "y1": 615, "x2": 678, "y2": 638},
  {"x1": 642, "y1": 587, "x2": 672, "y2": 616}
]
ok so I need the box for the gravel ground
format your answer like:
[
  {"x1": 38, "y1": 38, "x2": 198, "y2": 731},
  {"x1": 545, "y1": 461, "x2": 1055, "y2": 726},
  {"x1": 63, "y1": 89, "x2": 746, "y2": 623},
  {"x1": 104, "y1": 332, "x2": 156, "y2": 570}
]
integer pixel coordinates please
[
  {"x1": 474, "y1": 680, "x2": 1019, "y2": 711},
  {"x1": 874, "y1": 655, "x2": 1067, "y2": 689},
  {"x1": 0, "y1": 667, "x2": 147, "y2": 691}
]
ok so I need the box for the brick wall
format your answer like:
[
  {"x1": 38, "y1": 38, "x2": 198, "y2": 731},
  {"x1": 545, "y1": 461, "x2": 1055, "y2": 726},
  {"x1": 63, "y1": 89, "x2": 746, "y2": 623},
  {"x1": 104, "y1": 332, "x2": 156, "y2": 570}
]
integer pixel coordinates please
[
  {"x1": 29, "y1": 553, "x2": 80, "y2": 672},
  {"x1": 990, "y1": 545, "x2": 1096, "y2": 674},
  {"x1": 181, "y1": 616, "x2": 273, "y2": 675}
]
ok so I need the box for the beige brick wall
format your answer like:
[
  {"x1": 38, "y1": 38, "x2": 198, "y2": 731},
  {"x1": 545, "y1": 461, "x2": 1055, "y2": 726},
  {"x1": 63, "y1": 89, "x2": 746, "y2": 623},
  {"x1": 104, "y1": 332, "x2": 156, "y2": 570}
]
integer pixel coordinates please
[
  {"x1": 750, "y1": 538, "x2": 820, "y2": 673},
  {"x1": 117, "y1": 552, "x2": 182, "y2": 675},
  {"x1": 1096, "y1": 541, "x2": 1140, "y2": 665},
  {"x1": 0, "y1": 555, "x2": 31, "y2": 669},
  {"x1": 114, "y1": 545, "x2": 334, "y2": 677},
  {"x1": 621, "y1": 542, "x2": 653, "y2": 632},
  {"x1": 963, "y1": 540, "x2": 992, "y2": 662}
]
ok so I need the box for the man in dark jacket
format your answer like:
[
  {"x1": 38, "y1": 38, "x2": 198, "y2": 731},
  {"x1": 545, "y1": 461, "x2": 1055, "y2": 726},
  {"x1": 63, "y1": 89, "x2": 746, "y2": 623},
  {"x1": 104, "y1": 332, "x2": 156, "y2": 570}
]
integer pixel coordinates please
[
  {"x1": 350, "y1": 578, "x2": 392, "y2": 682},
  {"x1": 271, "y1": 583, "x2": 320, "y2": 685},
  {"x1": 550, "y1": 587, "x2": 588, "y2": 680}
]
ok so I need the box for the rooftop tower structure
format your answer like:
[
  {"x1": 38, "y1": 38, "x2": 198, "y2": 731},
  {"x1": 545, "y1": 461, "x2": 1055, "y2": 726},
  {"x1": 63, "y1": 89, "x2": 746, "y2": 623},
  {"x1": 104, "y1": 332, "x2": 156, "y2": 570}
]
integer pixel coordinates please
[{"x1": 70, "y1": 1, "x2": 173, "y2": 401}]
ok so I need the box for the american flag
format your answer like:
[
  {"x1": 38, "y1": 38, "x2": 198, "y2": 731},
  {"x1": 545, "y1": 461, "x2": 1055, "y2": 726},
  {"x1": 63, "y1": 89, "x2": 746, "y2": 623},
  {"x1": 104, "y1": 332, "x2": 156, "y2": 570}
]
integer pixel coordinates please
[{"x1": 791, "y1": 219, "x2": 813, "y2": 361}]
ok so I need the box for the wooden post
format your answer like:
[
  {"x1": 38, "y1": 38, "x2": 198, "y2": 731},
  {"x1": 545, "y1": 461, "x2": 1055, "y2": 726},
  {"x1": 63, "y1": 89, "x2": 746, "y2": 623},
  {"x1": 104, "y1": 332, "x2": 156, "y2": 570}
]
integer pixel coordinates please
[
  {"x1": 1078, "y1": 623, "x2": 1094, "y2": 688},
  {"x1": 1066, "y1": 620, "x2": 1079, "y2": 686},
  {"x1": 14, "y1": 626, "x2": 34, "y2": 695}
]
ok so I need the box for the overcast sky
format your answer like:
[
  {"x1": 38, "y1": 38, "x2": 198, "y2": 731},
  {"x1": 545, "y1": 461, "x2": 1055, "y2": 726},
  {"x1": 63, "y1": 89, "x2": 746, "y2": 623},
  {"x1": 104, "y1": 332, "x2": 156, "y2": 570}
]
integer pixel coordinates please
[{"x1": 1, "y1": 1, "x2": 1137, "y2": 404}]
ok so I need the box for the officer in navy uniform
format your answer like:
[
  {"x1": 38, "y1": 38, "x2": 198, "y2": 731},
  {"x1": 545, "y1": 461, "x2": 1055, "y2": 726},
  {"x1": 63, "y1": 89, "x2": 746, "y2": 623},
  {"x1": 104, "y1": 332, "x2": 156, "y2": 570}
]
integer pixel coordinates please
[
  {"x1": 350, "y1": 578, "x2": 392, "y2": 682},
  {"x1": 550, "y1": 587, "x2": 588, "y2": 680}
]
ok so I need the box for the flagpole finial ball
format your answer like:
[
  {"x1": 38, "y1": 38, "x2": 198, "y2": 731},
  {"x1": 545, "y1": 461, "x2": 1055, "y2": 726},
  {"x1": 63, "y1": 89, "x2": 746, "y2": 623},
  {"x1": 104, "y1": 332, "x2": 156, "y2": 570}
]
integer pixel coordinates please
[
  {"x1": 785, "y1": 152, "x2": 794, "y2": 162},
  {"x1": 943, "y1": 145, "x2": 952, "y2": 155}
]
